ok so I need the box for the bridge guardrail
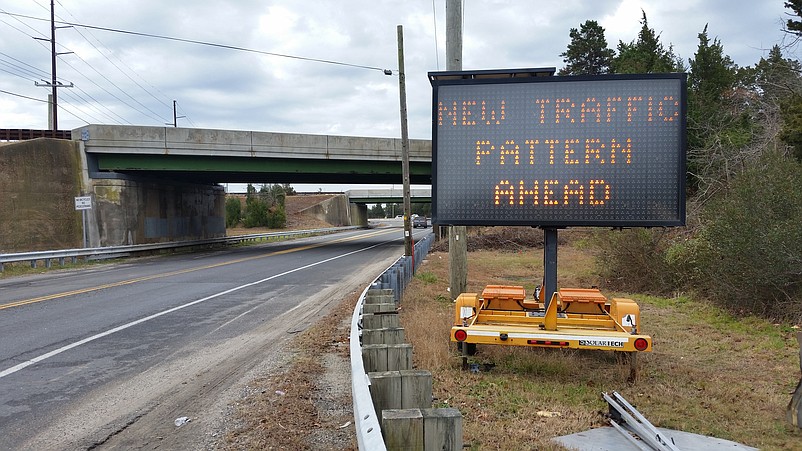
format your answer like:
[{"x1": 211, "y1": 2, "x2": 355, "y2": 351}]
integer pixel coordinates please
[
  {"x1": 351, "y1": 231, "x2": 435, "y2": 450},
  {"x1": 0, "y1": 226, "x2": 359, "y2": 272}
]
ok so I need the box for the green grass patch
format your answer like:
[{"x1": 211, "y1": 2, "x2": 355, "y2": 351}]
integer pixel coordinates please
[{"x1": 415, "y1": 271, "x2": 438, "y2": 284}]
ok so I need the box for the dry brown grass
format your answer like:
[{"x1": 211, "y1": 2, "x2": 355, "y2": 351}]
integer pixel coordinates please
[{"x1": 400, "y1": 236, "x2": 802, "y2": 450}]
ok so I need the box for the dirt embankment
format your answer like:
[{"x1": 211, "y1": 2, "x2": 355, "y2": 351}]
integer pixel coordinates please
[{"x1": 226, "y1": 194, "x2": 339, "y2": 235}]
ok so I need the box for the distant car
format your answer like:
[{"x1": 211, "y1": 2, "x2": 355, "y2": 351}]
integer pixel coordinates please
[
  {"x1": 394, "y1": 215, "x2": 404, "y2": 219},
  {"x1": 412, "y1": 216, "x2": 428, "y2": 228}
]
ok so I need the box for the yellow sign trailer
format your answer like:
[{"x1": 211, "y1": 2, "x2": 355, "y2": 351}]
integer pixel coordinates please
[
  {"x1": 451, "y1": 285, "x2": 651, "y2": 378},
  {"x1": 428, "y1": 70, "x2": 686, "y2": 381}
]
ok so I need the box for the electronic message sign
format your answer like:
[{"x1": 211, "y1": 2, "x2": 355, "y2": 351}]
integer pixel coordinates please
[{"x1": 429, "y1": 70, "x2": 687, "y2": 227}]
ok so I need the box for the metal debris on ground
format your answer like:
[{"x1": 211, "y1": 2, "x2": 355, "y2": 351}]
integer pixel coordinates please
[{"x1": 553, "y1": 391, "x2": 758, "y2": 451}]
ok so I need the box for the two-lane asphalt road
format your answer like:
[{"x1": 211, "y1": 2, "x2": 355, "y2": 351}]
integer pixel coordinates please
[{"x1": 0, "y1": 226, "x2": 431, "y2": 450}]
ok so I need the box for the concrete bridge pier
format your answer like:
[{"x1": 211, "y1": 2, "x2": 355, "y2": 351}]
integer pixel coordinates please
[{"x1": 350, "y1": 203, "x2": 368, "y2": 227}]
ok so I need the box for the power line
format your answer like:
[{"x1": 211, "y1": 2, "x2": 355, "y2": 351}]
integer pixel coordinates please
[
  {"x1": 56, "y1": 45, "x2": 168, "y2": 123},
  {"x1": 58, "y1": 89, "x2": 122, "y2": 125},
  {"x1": 48, "y1": 1, "x2": 176, "y2": 115},
  {"x1": 26, "y1": 0, "x2": 181, "y2": 124},
  {"x1": 0, "y1": 88, "x2": 91, "y2": 124},
  {"x1": 0, "y1": 12, "x2": 150, "y2": 125},
  {"x1": 1, "y1": 10, "x2": 393, "y2": 74},
  {"x1": 0, "y1": 88, "x2": 46, "y2": 102},
  {"x1": 0, "y1": 51, "x2": 50, "y2": 79}
]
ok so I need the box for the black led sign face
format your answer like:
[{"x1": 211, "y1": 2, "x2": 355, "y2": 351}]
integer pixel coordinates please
[{"x1": 429, "y1": 71, "x2": 687, "y2": 227}]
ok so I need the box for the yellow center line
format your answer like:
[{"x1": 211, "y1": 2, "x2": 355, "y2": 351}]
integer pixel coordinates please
[{"x1": 0, "y1": 228, "x2": 399, "y2": 311}]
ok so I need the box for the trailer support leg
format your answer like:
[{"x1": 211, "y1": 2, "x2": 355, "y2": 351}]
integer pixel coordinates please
[{"x1": 627, "y1": 352, "x2": 638, "y2": 383}]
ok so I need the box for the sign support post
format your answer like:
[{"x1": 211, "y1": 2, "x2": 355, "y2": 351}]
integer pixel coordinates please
[
  {"x1": 74, "y1": 195, "x2": 92, "y2": 248},
  {"x1": 543, "y1": 228, "x2": 558, "y2": 309}
]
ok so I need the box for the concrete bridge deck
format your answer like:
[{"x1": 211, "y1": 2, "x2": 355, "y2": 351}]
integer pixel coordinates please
[
  {"x1": 77, "y1": 125, "x2": 432, "y2": 185},
  {"x1": 345, "y1": 189, "x2": 431, "y2": 203}
]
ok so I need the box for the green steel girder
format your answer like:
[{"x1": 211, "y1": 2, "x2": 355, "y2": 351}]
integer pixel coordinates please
[{"x1": 93, "y1": 153, "x2": 432, "y2": 185}]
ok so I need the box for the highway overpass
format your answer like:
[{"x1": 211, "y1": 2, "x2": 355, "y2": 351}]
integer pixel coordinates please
[
  {"x1": 345, "y1": 188, "x2": 431, "y2": 204},
  {"x1": 1, "y1": 125, "x2": 434, "y2": 251},
  {"x1": 79, "y1": 125, "x2": 432, "y2": 185}
]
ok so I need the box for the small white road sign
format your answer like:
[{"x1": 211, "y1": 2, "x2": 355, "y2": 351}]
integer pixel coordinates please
[{"x1": 74, "y1": 196, "x2": 92, "y2": 210}]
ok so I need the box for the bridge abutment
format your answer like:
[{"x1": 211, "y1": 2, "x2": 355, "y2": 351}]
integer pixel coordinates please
[
  {"x1": 1, "y1": 138, "x2": 226, "y2": 252},
  {"x1": 91, "y1": 177, "x2": 225, "y2": 247}
]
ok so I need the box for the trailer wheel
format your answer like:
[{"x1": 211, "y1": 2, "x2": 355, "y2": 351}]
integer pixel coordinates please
[{"x1": 457, "y1": 342, "x2": 477, "y2": 356}]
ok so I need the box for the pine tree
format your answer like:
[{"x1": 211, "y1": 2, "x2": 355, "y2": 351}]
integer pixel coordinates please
[
  {"x1": 558, "y1": 20, "x2": 615, "y2": 75},
  {"x1": 612, "y1": 11, "x2": 681, "y2": 74},
  {"x1": 687, "y1": 24, "x2": 738, "y2": 150},
  {"x1": 685, "y1": 24, "x2": 751, "y2": 197},
  {"x1": 785, "y1": 0, "x2": 802, "y2": 34},
  {"x1": 751, "y1": 45, "x2": 802, "y2": 106}
]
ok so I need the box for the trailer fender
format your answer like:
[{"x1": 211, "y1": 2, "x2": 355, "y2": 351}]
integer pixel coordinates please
[
  {"x1": 454, "y1": 293, "x2": 480, "y2": 326},
  {"x1": 609, "y1": 298, "x2": 641, "y2": 333}
]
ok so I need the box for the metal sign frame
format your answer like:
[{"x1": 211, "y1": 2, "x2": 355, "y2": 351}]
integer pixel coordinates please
[{"x1": 429, "y1": 69, "x2": 687, "y2": 228}]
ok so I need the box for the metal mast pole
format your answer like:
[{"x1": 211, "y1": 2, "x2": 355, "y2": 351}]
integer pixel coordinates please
[
  {"x1": 49, "y1": 0, "x2": 58, "y2": 130},
  {"x1": 446, "y1": 0, "x2": 467, "y2": 299},
  {"x1": 397, "y1": 25, "x2": 413, "y2": 259}
]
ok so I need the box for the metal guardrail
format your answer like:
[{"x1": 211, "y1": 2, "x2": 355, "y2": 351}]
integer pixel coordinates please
[
  {"x1": 0, "y1": 128, "x2": 72, "y2": 140},
  {"x1": 0, "y1": 226, "x2": 358, "y2": 272},
  {"x1": 350, "y1": 232, "x2": 435, "y2": 450}
]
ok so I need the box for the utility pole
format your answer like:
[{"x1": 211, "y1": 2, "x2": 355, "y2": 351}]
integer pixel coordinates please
[
  {"x1": 397, "y1": 25, "x2": 413, "y2": 259},
  {"x1": 446, "y1": 0, "x2": 467, "y2": 299},
  {"x1": 169, "y1": 100, "x2": 186, "y2": 127},
  {"x1": 34, "y1": 0, "x2": 72, "y2": 130}
]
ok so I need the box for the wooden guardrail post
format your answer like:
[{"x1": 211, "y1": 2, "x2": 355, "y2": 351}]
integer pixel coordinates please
[
  {"x1": 363, "y1": 302, "x2": 398, "y2": 314},
  {"x1": 381, "y1": 408, "x2": 463, "y2": 451},
  {"x1": 382, "y1": 409, "x2": 424, "y2": 451},
  {"x1": 362, "y1": 343, "x2": 413, "y2": 373},
  {"x1": 422, "y1": 408, "x2": 463, "y2": 451},
  {"x1": 362, "y1": 327, "x2": 406, "y2": 345},
  {"x1": 369, "y1": 370, "x2": 432, "y2": 419},
  {"x1": 359, "y1": 282, "x2": 463, "y2": 450},
  {"x1": 366, "y1": 289, "x2": 396, "y2": 304},
  {"x1": 362, "y1": 312, "x2": 401, "y2": 330}
]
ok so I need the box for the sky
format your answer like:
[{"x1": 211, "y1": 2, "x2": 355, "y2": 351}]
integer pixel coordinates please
[{"x1": 0, "y1": 0, "x2": 795, "y2": 191}]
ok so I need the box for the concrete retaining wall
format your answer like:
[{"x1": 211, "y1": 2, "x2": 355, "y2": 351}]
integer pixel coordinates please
[
  {"x1": 0, "y1": 139, "x2": 84, "y2": 252},
  {"x1": 0, "y1": 138, "x2": 226, "y2": 251},
  {"x1": 299, "y1": 194, "x2": 352, "y2": 226}
]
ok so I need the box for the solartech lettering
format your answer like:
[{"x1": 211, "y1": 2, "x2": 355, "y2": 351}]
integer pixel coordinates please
[{"x1": 578, "y1": 339, "x2": 626, "y2": 348}]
